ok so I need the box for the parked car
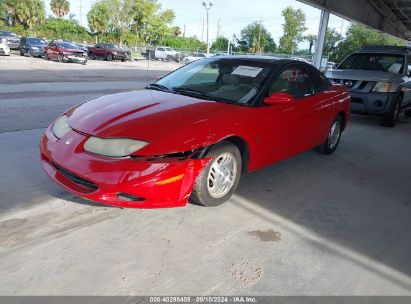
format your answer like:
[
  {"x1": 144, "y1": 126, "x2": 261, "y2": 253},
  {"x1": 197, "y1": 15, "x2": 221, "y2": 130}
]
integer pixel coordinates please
[
  {"x1": 44, "y1": 41, "x2": 87, "y2": 64},
  {"x1": 88, "y1": 43, "x2": 130, "y2": 61},
  {"x1": 325, "y1": 45, "x2": 411, "y2": 127},
  {"x1": 0, "y1": 30, "x2": 20, "y2": 49},
  {"x1": 0, "y1": 38, "x2": 10, "y2": 56},
  {"x1": 154, "y1": 46, "x2": 179, "y2": 61},
  {"x1": 183, "y1": 52, "x2": 206, "y2": 64},
  {"x1": 19, "y1": 37, "x2": 47, "y2": 57},
  {"x1": 40, "y1": 57, "x2": 350, "y2": 209},
  {"x1": 77, "y1": 43, "x2": 92, "y2": 56}
]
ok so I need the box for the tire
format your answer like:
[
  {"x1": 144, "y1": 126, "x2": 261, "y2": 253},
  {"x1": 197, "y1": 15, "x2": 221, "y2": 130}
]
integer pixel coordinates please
[
  {"x1": 166, "y1": 55, "x2": 172, "y2": 62},
  {"x1": 82, "y1": 58, "x2": 87, "y2": 65},
  {"x1": 106, "y1": 54, "x2": 113, "y2": 61},
  {"x1": 380, "y1": 98, "x2": 400, "y2": 127},
  {"x1": 190, "y1": 141, "x2": 242, "y2": 207},
  {"x1": 58, "y1": 53, "x2": 65, "y2": 63},
  {"x1": 89, "y1": 52, "x2": 95, "y2": 60},
  {"x1": 405, "y1": 109, "x2": 411, "y2": 117},
  {"x1": 45, "y1": 52, "x2": 49, "y2": 60},
  {"x1": 316, "y1": 116, "x2": 343, "y2": 155},
  {"x1": 20, "y1": 49, "x2": 24, "y2": 56}
]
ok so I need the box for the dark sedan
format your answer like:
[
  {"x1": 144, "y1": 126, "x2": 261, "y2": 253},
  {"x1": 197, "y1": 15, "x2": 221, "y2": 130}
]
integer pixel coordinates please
[{"x1": 20, "y1": 37, "x2": 47, "y2": 57}]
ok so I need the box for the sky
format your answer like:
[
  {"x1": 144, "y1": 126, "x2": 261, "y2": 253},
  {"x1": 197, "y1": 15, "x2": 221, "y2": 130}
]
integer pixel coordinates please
[{"x1": 47, "y1": 0, "x2": 349, "y2": 47}]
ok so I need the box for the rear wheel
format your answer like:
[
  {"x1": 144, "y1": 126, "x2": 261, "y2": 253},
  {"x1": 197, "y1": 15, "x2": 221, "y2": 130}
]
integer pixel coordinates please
[
  {"x1": 316, "y1": 116, "x2": 343, "y2": 155},
  {"x1": 380, "y1": 99, "x2": 400, "y2": 127},
  {"x1": 190, "y1": 141, "x2": 242, "y2": 207},
  {"x1": 89, "y1": 52, "x2": 95, "y2": 60},
  {"x1": 106, "y1": 54, "x2": 113, "y2": 61}
]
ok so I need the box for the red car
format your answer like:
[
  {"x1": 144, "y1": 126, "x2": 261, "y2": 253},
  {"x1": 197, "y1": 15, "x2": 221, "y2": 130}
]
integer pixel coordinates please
[
  {"x1": 40, "y1": 57, "x2": 350, "y2": 208},
  {"x1": 44, "y1": 41, "x2": 87, "y2": 64}
]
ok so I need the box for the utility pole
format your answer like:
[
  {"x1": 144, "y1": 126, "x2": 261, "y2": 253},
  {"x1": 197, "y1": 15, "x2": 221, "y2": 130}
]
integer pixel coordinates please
[
  {"x1": 79, "y1": 0, "x2": 83, "y2": 27},
  {"x1": 216, "y1": 18, "x2": 221, "y2": 38},
  {"x1": 183, "y1": 25, "x2": 186, "y2": 38},
  {"x1": 201, "y1": 18, "x2": 204, "y2": 42},
  {"x1": 257, "y1": 20, "x2": 262, "y2": 55},
  {"x1": 202, "y1": 2, "x2": 213, "y2": 55}
]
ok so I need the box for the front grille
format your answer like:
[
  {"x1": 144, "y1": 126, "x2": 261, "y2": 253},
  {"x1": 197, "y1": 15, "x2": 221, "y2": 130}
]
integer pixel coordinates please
[
  {"x1": 73, "y1": 52, "x2": 84, "y2": 57},
  {"x1": 52, "y1": 162, "x2": 98, "y2": 191}
]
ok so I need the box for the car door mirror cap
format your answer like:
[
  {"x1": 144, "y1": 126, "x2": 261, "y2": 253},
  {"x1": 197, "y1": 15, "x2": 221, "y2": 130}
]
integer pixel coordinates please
[{"x1": 264, "y1": 92, "x2": 295, "y2": 105}]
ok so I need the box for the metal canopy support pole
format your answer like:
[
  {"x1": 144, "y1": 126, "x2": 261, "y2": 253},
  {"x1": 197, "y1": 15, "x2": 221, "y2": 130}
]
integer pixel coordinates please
[{"x1": 314, "y1": 9, "x2": 330, "y2": 69}]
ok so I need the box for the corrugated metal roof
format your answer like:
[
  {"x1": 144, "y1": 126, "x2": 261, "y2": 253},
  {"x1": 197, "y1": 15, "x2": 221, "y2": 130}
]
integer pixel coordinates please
[{"x1": 298, "y1": 0, "x2": 411, "y2": 41}]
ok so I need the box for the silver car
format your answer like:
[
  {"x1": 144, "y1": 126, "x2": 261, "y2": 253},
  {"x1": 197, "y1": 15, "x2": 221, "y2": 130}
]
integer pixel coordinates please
[{"x1": 325, "y1": 46, "x2": 411, "y2": 127}]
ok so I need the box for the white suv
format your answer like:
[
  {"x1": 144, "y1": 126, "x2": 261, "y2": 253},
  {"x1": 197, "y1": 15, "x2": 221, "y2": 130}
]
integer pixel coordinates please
[
  {"x1": 0, "y1": 38, "x2": 10, "y2": 56},
  {"x1": 154, "y1": 46, "x2": 178, "y2": 61}
]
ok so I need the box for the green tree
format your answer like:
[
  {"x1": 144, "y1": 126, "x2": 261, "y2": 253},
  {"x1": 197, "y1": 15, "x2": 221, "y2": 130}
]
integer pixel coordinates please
[
  {"x1": 161, "y1": 36, "x2": 206, "y2": 51},
  {"x1": 279, "y1": 6, "x2": 307, "y2": 54},
  {"x1": 332, "y1": 23, "x2": 405, "y2": 62},
  {"x1": 35, "y1": 18, "x2": 90, "y2": 42},
  {"x1": 87, "y1": 1, "x2": 110, "y2": 41},
  {"x1": 211, "y1": 36, "x2": 228, "y2": 52},
  {"x1": 50, "y1": 0, "x2": 70, "y2": 18},
  {"x1": 4, "y1": 0, "x2": 18, "y2": 25},
  {"x1": 0, "y1": 0, "x2": 7, "y2": 26},
  {"x1": 238, "y1": 21, "x2": 276, "y2": 53},
  {"x1": 323, "y1": 28, "x2": 342, "y2": 59},
  {"x1": 304, "y1": 34, "x2": 317, "y2": 54},
  {"x1": 15, "y1": 0, "x2": 45, "y2": 30}
]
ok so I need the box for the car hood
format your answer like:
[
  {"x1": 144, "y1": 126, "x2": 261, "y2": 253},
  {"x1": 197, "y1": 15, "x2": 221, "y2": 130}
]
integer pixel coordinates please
[
  {"x1": 62, "y1": 48, "x2": 85, "y2": 53},
  {"x1": 29, "y1": 43, "x2": 46, "y2": 48},
  {"x1": 67, "y1": 90, "x2": 235, "y2": 155},
  {"x1": 325, "y1": 69, "x2": 401, "y2": 82}
]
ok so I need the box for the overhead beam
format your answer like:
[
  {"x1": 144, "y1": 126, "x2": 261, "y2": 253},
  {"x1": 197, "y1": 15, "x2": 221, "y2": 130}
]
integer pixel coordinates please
[{"x1": 297, "y1": 0, "x2": 411, "y2": 41}]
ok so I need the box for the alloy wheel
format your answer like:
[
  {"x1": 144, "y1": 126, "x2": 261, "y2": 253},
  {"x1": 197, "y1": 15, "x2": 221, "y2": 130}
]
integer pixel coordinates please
[{"x1": 207, "y1": 152, "x2": 238, "y2": 199}]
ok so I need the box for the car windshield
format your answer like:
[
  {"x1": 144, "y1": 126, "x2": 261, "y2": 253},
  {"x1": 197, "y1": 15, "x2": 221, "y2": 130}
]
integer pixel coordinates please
[
  {"x1": 27, "y1": 38, "x2": 46, "y2": 45},
  {"x1": 0, "y1": 31, "x2": 16, "y2": 36},
  {"x1": 57, "y1": 42, "x2": 79, "y2": 49},
  {"x1": 339, "y1": 53, "x2": 405, "y2": 73},
  {"x1": 155, "y1": 59, "x2": 272, "y2": 104}
]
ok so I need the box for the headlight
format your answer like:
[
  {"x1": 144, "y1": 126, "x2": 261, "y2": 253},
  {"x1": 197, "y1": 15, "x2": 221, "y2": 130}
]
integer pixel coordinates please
[
  {"x1": 30, "y1": 46, "x2": 39, "y2": 50},
  {"x1": 84, "y1": 137, "x2": 149, "y2": 157},
  {"x1": 52, "y1": 115, "x2": 72, "y2": 139},
  {"x1": 113, "y1": 51, "x2": 117, "y2": 55},
  {"x1": 373, "y1": 82, "x2": 397, "y2": 93}
]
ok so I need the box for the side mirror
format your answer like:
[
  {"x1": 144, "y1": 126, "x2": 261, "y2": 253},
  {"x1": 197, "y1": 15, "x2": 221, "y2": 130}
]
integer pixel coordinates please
[{"x1": 264, "y1": 92, "x2": 295, "y2": 105}]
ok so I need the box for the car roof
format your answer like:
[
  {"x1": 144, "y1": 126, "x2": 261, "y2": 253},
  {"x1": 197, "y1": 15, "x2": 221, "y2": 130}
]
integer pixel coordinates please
[{"x1": 359, "y1": 45, "x2": 410, "y2": 55}]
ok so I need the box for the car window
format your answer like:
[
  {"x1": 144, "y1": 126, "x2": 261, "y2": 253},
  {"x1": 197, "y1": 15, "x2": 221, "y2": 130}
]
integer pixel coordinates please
[
  {"x1": 339, "y1": 53, "x2": 405, "y2": 73},
  {"x1": 157, "y1": 48, "x2": 165, "y2": 51},
  {"x1": 157, "y1": 59, "x2": 272, "y2": 104},
  {"x1": 269, "y1": 66, "x2": 314, "y2": 99}
]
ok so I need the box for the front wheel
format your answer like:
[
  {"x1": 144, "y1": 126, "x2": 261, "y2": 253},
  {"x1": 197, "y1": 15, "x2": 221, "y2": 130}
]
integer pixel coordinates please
[
  {"x1": 316, "y1": 116, "x2": 343, "y2": 155},
  {"x1": 190, "y1": 141, "x2": 242, "y2": 207},
  {"x1": 57, "y1": 53, "x2": 65, "y2": 63},
  {"x1": 380, "y1": 99, "x2": 400, "y2": 127},
  {"x1": 106, "y1": 54, "x2": 113, "y2": 61}
]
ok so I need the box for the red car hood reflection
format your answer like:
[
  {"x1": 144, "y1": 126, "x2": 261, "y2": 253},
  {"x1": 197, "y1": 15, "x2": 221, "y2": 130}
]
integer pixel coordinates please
[{"x1": 67, "y1": 90, "x2": 234, "y2": 155}]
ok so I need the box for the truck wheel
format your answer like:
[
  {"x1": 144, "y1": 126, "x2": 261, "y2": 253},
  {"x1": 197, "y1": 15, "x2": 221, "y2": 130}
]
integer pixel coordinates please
[
  {"x1": 190, "y1": 141, "x2": 242, "y2": 207},
  {"x1": 106, "y1": 54, "x2": 113, "y2": 61},
  {"x1": 166, "y1": 55, "x2": 172, "y2": 62},
  {"x1": 380, "y1": 99, "x2": 400, "y2": 127}
]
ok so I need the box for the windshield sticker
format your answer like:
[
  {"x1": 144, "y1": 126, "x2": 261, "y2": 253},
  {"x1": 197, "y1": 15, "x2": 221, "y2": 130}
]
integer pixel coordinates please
[{"x1": 232, "y1": 66, "x2": 263, "y2": 77}]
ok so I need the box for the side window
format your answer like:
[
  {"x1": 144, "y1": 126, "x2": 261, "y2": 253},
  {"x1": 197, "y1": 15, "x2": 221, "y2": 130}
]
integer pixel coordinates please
[
  {"x1": 270, "y1": 66, "x2": 314, "y2": 99},
  {"x1": 315, "y1": 73, "x2": 331, "y2": 93},
  {"x1": 157, "y1": 47, "x2": 165, "y2": 51}
]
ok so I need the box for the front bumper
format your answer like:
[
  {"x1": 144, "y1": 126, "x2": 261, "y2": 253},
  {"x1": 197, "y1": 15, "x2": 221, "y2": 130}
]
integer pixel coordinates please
[
  {"x1": 28, "y1": 48, "x2": 45, "y2": 57},
  {"x1": 64, "y1": 54, "x2": 87, "y2": 63},
  {"x1": 348, "y1": 91, "x2": 399, "y2": 115},
  {"x1": 40, "y1": 126, "x2": 210, "y2": 208}
]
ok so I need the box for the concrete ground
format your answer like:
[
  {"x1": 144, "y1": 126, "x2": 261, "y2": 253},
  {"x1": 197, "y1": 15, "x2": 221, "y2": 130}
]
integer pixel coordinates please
[{"x1": 0, "y1": 55, "x2": 410, "y2": 295}]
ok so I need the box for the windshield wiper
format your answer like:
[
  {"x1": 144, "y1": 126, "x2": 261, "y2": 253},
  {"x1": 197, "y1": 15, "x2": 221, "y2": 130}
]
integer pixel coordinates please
[
  {"x1": 146, "y1": 83, "x2": 172, "y2": 92},
  {"x1": 171, "y1": 87, "x2": 220, "y2": 101}
]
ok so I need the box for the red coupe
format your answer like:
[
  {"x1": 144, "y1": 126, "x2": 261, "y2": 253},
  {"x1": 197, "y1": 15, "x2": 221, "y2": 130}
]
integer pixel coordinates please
[{"x1": 40, "y1": 57, "x2": 350, "y2": 208}]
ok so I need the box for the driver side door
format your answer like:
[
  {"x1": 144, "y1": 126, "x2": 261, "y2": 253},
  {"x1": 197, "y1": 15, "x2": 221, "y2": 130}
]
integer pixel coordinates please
[{"x1": 257, "y1": 64, "x2": 324, "y2": 165}]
